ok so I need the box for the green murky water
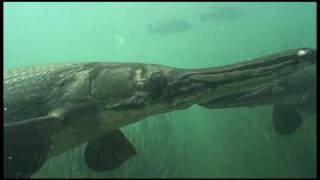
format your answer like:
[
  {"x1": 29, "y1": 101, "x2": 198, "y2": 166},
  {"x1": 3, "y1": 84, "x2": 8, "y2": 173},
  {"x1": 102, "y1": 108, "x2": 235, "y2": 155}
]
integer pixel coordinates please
[{"x1": 4, "y1": 2, "x2": 316, "y2": 178}]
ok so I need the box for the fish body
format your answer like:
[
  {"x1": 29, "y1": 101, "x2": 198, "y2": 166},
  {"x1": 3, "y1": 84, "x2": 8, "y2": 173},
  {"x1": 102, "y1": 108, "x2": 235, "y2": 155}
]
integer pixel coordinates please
[
  {"x1": 147, "y1": 20, "x2": 193, "y2": 35},
  {"x1": 4, "y1": 48, "x2": 316, "y2": 178},
  {"x1": 199, "y1": 6, "x2": 245, "y2": 23}
]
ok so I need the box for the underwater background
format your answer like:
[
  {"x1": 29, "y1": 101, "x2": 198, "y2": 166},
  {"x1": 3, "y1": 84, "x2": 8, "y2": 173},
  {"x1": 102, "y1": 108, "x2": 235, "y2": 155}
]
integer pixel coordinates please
[{"x1": 3, "y1": 2, "x2": 316, "y2": 178}]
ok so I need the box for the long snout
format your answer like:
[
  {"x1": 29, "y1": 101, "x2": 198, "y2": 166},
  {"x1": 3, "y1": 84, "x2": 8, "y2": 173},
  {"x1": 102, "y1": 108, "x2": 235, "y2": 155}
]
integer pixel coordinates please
[{"x1": 167, "y1": 48, "x2": 316, "y2": 109}]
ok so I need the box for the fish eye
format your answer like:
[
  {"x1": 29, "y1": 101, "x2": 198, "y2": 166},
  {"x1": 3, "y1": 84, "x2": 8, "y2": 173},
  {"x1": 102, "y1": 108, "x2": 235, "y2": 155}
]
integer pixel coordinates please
[
  {"x1": 149, "y1": 72, "x2": 167, "y2": 99},
  {"x1": 150, "y1": 72, "x2": 167, "y2": 88}
]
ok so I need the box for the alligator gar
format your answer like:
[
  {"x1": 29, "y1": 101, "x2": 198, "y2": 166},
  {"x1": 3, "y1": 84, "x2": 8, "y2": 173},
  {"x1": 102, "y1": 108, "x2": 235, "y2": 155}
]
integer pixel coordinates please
[{"x1": 3, "y1": 48, "x2": 316, "y2": 178}]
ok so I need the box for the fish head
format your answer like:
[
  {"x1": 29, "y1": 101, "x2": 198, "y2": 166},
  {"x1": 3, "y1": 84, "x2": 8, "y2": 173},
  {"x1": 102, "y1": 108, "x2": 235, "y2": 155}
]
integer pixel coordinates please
[{"x1": 90, "y1": 48, "x2": 316, "y2": 128}]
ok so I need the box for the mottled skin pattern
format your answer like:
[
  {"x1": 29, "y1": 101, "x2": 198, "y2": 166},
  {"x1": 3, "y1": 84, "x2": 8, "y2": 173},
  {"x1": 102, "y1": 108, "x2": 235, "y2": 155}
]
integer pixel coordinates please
[
  {"x1": 3, "y1": 48, "x2": 316, "y2": 177},
  {"x1": 4, "y1": 63, "x2": 84, "y2": 123}
]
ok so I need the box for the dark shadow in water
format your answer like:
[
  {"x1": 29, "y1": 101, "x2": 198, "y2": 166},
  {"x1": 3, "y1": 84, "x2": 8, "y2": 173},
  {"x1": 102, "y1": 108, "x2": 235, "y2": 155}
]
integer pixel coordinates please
[
  {"x1": 147, "y1": 20, "x2": 193, "y2": 35},
  {"x1": 199, "y1": 6, "x2": 245, "y2": 23}
]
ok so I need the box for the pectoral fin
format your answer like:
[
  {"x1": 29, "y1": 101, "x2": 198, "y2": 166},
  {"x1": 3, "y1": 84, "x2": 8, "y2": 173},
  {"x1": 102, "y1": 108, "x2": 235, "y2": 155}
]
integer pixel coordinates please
[
  {"x1": 84, "y1": 130, "x2": 137, "y2": 172},
  {"x1": 4, "y1": 116, "x2": 59, "y2": 178},
  {"x1": 272, "y1": 105, "x2": 303, "y2": 135}
]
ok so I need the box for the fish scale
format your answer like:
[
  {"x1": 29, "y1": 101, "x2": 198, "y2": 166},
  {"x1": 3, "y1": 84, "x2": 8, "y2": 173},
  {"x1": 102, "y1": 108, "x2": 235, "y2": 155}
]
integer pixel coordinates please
[{"x1": 4, "y1": 63, "x2": 84, "y2": 123}]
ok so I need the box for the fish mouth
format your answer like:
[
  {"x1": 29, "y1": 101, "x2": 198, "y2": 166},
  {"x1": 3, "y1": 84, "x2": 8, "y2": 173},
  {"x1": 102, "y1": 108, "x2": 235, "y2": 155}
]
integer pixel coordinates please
[{"x1": 166, "y1": 48, "x2": 316, "y2": 109}]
